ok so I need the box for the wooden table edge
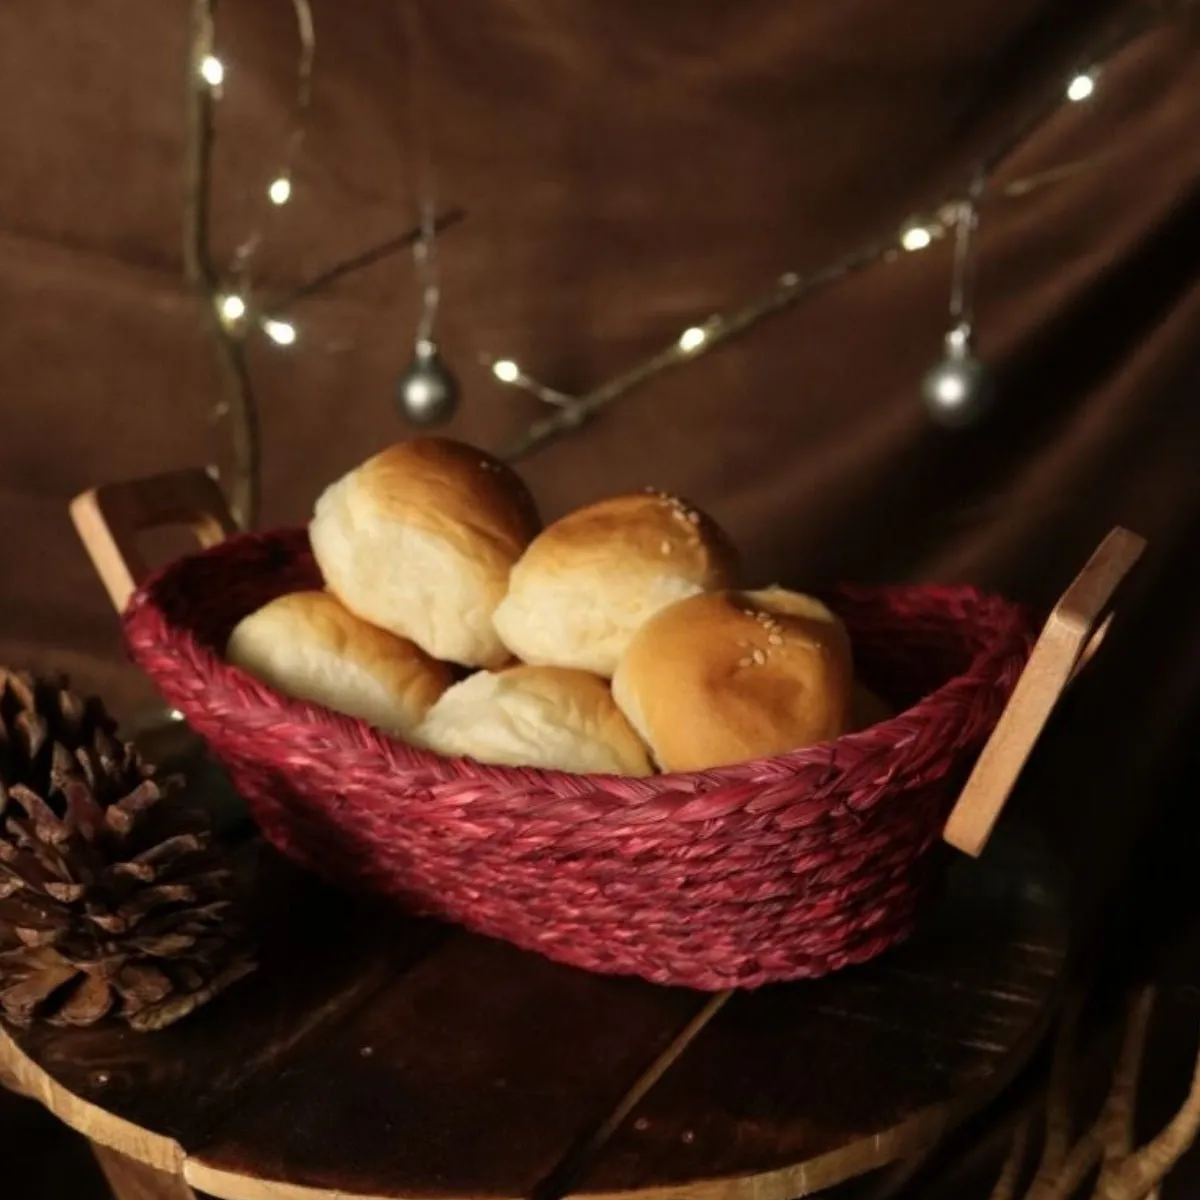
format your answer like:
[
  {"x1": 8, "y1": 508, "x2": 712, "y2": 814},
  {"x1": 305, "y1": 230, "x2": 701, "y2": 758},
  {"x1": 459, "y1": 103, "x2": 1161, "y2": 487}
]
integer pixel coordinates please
[
  {"x1": 0, "y1": 1021, "x2": 185, "y2": 1177},
  {"x1": 0, "y1": 984, "x2": 1060, "y2": 1200},
  {"x1": 176, "y1": 985, "x2": 1063, "y2": 1200},
  {"x1": 563, "y1": 982, "x2": 1063, "y2": 1200}
]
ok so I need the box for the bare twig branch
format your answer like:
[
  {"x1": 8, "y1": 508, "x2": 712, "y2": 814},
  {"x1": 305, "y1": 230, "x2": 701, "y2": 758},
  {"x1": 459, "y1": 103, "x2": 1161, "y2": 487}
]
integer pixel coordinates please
[
  {"x1": 1032, "y1": 1116, "x2": 1104, "y2": 1200},
  {"x1": 184, "y1": 0, "x2": 459, "y2": 529},
  {"x1": 1043, "y1": 994, "x2": 1084, "y2": 1179},
  {"x1": 1100, "y1": 988, "x2": 1158, "y2": 1178},
  {"x1": 1101, "y1": 1016, "x2": 1200, "y2": 1200},
  {"x1": 497, "y1": 235, "x2": 888, "y2": 462},
  {"x1": 991, "y1": 1115, "x2": 1032, "y2": 1200},
  {"x1": 499, "y1": 2, "x2": 1190, "y2": 464},
  {"x1": 184, "y1": 0, "x2": 261, "y2": 531},
  {"x1": 182, "y1": 0, "x2": 215, "y2": 286},
  {"x1": 1021, "y1": 993, "x2": 1109, "y2": 1200},
  {"x1": 228, "y1": 0, "x2": 316, "y2": 283},
  {"x1": 994, "y1": 983, "x2": 1200, "y2": 1200},
  {"x1": 267, "y1": 207, "x2": 465, "y2": 314}
]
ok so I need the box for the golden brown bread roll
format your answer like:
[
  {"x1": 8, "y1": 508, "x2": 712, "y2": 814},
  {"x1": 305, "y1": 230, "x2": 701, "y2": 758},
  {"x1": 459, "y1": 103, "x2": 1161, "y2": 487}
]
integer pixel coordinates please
[
  {"x1": 309, "y1": 438, "x2": 541, "y2": 668},
  {"x1": 492, "y1": 490, "x2": 738, "y2": 678},
  {"x1": 226, "y1": 591, "x2": 452, "y2": 737},
  {"x1": 611, "y1": 587, "x2": 854, "y2": 771},
  {"x1": 416, "y1": 664, "x2": 654, "y2": 776}
]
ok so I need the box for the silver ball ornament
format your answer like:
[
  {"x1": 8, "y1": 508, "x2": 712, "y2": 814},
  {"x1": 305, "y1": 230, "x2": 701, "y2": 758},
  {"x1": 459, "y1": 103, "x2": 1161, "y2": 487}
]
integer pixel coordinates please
[
  {"x1": 921, "y1": 326, "x2": 994, "y2": 427},
  {"x1": 396, "y1": 339, "x2": 460, "y2": 426}
]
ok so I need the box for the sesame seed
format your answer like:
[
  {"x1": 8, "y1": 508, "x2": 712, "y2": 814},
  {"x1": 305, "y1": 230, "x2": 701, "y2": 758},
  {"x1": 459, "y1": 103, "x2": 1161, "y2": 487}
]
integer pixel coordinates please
[
  {"x1": 752, "y1": 649, "x2": 766, "y2": 664},
  {"x1": 660, "y1": 540, "x2": 672, "y2": 554},
  {"x1": 768, "y1": 634, "x2": 783, "y2": 646},
  {"x1": 737, "y1": 657, "x2": 752, "y2": 668}
]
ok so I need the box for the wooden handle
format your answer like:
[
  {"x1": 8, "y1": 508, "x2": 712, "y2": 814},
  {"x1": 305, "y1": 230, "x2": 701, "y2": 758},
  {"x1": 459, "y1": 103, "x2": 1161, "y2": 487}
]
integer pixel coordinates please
[
  {"x1": 943, "y1": 526, "x2": 1147, "y2": 858},
  {"x1": 70, "y1": 468, "x2": 238, "y2": 613}
]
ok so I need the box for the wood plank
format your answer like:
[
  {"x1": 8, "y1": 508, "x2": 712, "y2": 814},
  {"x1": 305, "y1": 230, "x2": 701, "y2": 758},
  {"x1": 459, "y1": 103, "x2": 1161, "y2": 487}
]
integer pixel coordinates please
[
  {"x1": 0, "y1": 847, "x2": 442, "y2": 1162},
  {"x1": 184, "y1": 933, "x2": 709, "y2": 1200},
  {"x1": 570, "y1": 832, "x2": 1067, "y2": 1200},
  {"x1": 2, "y1": 732, "x2": 1067, "y2": 1200},
  {"x1": 0, "y1": 828, "x2": 1067, "y2": 1200},
  {"x1": 943, "y1": 526, "x2": 1146, "y2": 857},
  {"x1": 70, "y1": 468, "x2": 237, "y2": 616}
]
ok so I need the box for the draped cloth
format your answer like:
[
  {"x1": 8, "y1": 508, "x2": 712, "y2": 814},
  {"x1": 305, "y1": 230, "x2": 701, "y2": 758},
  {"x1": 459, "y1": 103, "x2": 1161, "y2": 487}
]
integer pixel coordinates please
[{"x1": 0, "y1": 2, "x2": 1198, "y2": 917}]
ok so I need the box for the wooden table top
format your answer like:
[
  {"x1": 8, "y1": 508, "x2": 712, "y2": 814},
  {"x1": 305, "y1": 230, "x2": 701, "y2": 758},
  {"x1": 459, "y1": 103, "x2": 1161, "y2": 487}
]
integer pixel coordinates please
[{"x1": 0, "y1": 741, "x2": 1069, "y2": 1200}]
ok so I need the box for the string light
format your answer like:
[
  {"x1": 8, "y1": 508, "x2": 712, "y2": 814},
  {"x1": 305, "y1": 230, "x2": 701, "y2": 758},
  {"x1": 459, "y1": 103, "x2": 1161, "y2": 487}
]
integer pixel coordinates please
[
  {"x1": 183, "y1": 0, "x2": 1184, "y2": 488},
  {"x1": 487, "y1": 9, "x2": 1189, "y2": 458},
  {"x1": 1066, "y1": 71, "x2": 1097, "y2": 102},
  {"x1": 483, "y1": 356, "x2": 576, "y2": 408},
  {"x1": 492, "y1": 149, "x2": 1134, "y2": 460},
  {"x1": 217, "y1": 293, "x2": 246, "y2": 323},
  {"x1": 224, "y1": 0, "x2": 314, "y2": 287},
  {"x1": 199, "y1": 55, "x2": 225, "y2": 87},
  {"x1": 261, "y1": 318, "x2": 297, "y2": 346},
  {"x1": 901, "y1": 225, "x2": 934, "y2": 252}
]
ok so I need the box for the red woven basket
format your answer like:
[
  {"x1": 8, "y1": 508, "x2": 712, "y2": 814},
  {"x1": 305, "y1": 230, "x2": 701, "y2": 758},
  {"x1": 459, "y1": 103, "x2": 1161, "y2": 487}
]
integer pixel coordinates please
[{"x1": 121, "y1": 527, "x2": 1031, "y2": 990}]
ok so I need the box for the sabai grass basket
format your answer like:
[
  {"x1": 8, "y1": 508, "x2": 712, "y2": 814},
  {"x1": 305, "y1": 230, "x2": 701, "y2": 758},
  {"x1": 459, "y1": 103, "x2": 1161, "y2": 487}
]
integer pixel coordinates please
[{"x1": 71, "y1": 469, "x2": 1140, "y2": 991}]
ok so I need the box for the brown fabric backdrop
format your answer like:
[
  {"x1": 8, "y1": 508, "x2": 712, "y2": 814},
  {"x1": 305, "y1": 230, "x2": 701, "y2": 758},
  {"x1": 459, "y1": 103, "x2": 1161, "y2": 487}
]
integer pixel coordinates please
[{"x1": 1, "y1": 2, "x2": 1198, "y2": 916}]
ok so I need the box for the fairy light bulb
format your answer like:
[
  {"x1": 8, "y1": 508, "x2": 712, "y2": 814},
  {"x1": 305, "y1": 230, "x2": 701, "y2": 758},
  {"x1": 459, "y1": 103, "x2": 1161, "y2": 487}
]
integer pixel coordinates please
[
  {"x1": 492, "y1": 359, "x2": 520, "y2": 383},
  {"x1": 1066, "y1": 72, "x2": 1096, "y2": 102},
  {"x1": 218, "y1": 293, "x2": 246, "y2": 323},
  {"x1": 199, "y1": 55, "x2": 225, "y2": 87},
  {"x1": 901, "y1": 226, "x2": 933, "y2": 252},
  {"x1": 268, "y1": 176, "x2": 292, "y2": 206},
  {"x1": 678, "y1": 326, "x2": 708, "y2": 353},
  {"x1": 262, "y1": 318, "x2": 297, "y2": 346}
]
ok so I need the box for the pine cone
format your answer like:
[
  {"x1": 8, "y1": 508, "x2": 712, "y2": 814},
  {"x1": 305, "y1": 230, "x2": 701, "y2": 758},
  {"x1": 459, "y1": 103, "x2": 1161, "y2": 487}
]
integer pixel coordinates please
[{"x1": 0, "y1": 669, "x2": 255, "y2": 1031}]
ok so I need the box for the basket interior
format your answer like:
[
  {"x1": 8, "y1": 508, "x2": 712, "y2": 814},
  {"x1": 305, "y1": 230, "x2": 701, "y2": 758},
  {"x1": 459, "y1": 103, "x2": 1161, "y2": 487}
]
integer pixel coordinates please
[{"x1": 139, "y1": 528, "x2": 1019, "y2": 730}]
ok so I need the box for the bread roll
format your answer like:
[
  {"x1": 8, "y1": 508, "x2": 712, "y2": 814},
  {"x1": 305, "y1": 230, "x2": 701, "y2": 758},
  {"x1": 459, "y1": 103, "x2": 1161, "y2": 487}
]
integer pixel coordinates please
[
  {"x1": 309, "y1": 438, "x2": 541, "y2": 668},
  {"x1": 492, "y1": 491, "x2": 738, "y2": 677},
  {"x1": 226, "y1": 591, "x2": 452, "y2": 738},
  {"x1": 417, "y1": 665, "x2": 654, "y2": 776},
  {"x1": 612, "y1": 588, "x2": 854, "y2": 772}
]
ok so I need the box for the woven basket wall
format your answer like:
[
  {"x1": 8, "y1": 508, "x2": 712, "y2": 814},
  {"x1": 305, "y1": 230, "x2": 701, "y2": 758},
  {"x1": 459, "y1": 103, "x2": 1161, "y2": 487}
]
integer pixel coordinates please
[{"x1": 123, "y1": 529, "x2": 1031, "y2": 990}]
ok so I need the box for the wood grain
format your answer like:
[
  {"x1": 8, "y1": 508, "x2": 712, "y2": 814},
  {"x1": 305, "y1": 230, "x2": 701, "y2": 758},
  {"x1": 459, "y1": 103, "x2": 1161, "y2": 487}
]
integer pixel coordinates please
[
  {"x1": 0, "y1": 841, "x2": 441, "y2": 1165},
  {"x1": 0, "y1": 719, "x2": 1070, "y2": 1200},
  {"x1": 943, "y1": 526, "x2": 1146, "y2": 857},
  {"x1": 570, "y1": 836, "x2": 1067, "y2": 1200},
  {"x1": 185, "y1": 932, "x2": 708, "y2": 1200},
  {"x1": 70, "y1": 468, "x2": 237, "y2": 613},
  {"x1": 0, "y1": 828, "x2": 1066, "y2": 1200}
]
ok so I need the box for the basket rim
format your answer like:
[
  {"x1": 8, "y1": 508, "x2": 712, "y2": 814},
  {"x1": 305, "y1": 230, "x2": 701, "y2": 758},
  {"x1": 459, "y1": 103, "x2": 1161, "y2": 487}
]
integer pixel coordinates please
[{"x1": 123, "y1": 528, "x2": 1032, "y2": 797}]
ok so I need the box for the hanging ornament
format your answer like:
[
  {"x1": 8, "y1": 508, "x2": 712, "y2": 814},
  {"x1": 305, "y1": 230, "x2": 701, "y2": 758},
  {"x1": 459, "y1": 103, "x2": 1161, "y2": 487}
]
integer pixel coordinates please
[
  {"x1": 397, "y1": 337, "x2": 460, "y2": 426},
  {"x1": 922, "y1": 325, "x2": 993, "y2": 427},
  {"x1": 395, "y1": 199, "x2": 460, "y2": 426},
  {"x1": 921, "y1": 168, "x2": 994, "y2": 427},
  {"x1": 394, "y1": 6, "x2": 459, "y2": 427}
]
